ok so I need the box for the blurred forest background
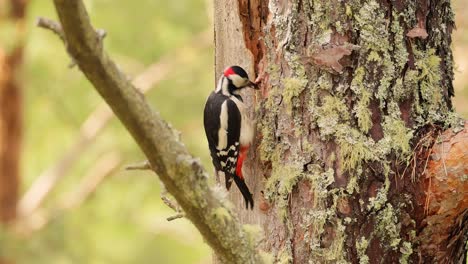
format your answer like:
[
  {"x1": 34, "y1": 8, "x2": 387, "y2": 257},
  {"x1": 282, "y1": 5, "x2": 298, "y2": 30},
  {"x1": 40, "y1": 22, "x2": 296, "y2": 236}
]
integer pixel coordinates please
[{"x1": 0, "y1": 0, "x2": 466, "y2": 263}]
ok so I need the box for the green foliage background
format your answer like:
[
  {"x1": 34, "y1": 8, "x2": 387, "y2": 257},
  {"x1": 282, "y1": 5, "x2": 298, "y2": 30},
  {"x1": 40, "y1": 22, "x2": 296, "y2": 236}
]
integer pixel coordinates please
[
  {"x1": 2, "y1": 0, "x2": 214, "y2": 263},
  {"x1": 0, "y1": 0, "x2": 466, "y2": 263}
]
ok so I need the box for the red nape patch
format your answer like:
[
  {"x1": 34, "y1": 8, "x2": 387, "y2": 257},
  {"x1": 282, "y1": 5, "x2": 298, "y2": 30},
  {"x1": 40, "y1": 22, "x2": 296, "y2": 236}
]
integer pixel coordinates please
[
  {"x1": 224, "y1": 67, "x2": 235, "y2": 77},
  {"x1": 236, "y1": 146, "x2": 249, "y2": 179}
]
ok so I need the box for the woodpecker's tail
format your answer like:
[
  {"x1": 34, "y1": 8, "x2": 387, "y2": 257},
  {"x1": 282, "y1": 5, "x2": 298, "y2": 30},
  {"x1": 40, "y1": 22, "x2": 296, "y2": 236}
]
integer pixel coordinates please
[
  {"x1": 225, "y1": 173, "x2": 233, "y2": 190},
  {"x1": 232, "y1": 175, "x2": 254, "y2": 209}
]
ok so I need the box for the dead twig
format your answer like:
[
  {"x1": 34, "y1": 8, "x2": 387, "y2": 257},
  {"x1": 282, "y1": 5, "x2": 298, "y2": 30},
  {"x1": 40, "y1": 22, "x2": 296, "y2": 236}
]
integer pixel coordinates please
[
  {"x1": 125, "y1": 160, "x2": 152, "y2": 171},
  {"x1": 167, "y1": 213, "x2": 185, "y2": 221},
  {"x1": 36, "y1": 17, "x2": 106, "y2": 68},
  {"x1": 36, "y1": 17, "x2": 65, "y2": 42},
  {"x1": 160, "y1": 183, "x2": 184, "y2": 221}
]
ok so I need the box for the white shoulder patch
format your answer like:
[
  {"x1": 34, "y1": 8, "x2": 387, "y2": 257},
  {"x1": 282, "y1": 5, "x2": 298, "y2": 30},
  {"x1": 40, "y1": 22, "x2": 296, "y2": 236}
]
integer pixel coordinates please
[
  {"x1": 217, "y1": 101, "x2": 229, "y2": 150},
  {"x1": 230, "y1": 96, "x2": 255, "y2": 146},
  {"x1": 215, "y1": 75, "x2": 224, "y2": 93},
  {"x1": 215, "y1": 76, "x2": 230, "y2": 96}
]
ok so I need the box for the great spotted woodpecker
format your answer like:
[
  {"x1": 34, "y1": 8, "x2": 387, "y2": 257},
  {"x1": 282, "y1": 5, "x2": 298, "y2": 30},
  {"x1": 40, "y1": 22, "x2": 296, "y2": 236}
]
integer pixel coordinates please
[{"x1": 203, "y1": 66, "x2": 258, "y2": 209}]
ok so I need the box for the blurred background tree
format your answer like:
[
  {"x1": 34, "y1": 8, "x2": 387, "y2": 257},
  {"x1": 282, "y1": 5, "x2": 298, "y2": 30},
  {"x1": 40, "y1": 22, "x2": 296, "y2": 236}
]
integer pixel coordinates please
[
  {"x1": 0, "y1": 0, "x2": 466, "y2": 263},
  {"x1": 0, "y1": 0, "x2": 26, "y2": 225},
  {"x1": 1, "y1": 0, "x2": 214, "y2": 263}
]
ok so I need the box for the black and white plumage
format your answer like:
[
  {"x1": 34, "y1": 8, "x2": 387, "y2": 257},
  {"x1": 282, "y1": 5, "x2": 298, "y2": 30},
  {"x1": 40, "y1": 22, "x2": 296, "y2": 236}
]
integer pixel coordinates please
[{"x1": 203, "y1": 66, "x2": 257, "y2": 209}]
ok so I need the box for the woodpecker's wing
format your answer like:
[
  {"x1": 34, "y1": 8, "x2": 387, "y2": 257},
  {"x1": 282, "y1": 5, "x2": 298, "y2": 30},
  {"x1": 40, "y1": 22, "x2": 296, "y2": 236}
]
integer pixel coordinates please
[
  {"x1": 204, "y1": 92, "x2": 225, "y2": 171},
  {"x1": 203, "y1": 92, "x2": 241, "y2": 183}
]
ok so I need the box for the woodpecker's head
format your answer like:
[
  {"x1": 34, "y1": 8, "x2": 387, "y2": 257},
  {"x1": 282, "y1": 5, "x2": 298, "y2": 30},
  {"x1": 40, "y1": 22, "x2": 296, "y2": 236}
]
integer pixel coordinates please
[{"x1": 223, "y1": 66, "x2": 258, "y2": 90}]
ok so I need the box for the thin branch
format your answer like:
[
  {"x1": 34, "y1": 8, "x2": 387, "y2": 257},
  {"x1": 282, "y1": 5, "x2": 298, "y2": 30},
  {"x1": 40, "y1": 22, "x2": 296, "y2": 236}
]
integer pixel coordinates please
[
  {"x1": 125, "y1": 160, "x2": 152, "y2": 171},
  {"x1": 48, "y1": 1, "x2": 261, "y2": 263},
  {"x1": 36, "y1": 17, "x2": 65, "y2": 42},
  {"x1": 167, "y1": 213, "x2": 185, "y2": 221},
  {"x1": 36, "y1": 17, "x2": 77, "y2": 67},
  {"x1": 160, "y1": 186, "x2": 184, "y2": 221},
  {"x1": 18, "y1": 27, "x2": 211, "y2": 219},
  {"x1": 161, "y1": 194, "x2": 180, "y2": 212},
  {"x1": 36, "y1": 17, "x2": 107, "y2": 68}
]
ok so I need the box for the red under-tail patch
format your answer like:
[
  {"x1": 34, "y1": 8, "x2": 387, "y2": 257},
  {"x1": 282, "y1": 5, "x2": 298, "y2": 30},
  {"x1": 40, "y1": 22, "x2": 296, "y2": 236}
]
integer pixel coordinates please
[{"x1": 236, "y1": 146, "x2": 249, "y2": 179}]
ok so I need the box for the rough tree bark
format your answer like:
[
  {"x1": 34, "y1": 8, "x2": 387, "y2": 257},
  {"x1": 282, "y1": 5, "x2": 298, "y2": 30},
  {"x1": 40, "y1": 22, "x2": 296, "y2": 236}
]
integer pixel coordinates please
[
  {"x1": 215, "y1": 0, "x2": 466, "y2": 263},
  {"x1": 0, "y1": 0, "x2": 27, "y2": 225}
]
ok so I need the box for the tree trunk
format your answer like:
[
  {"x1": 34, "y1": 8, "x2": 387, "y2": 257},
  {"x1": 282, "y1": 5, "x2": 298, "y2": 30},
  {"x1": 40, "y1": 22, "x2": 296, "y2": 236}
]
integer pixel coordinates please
[
  {"x1": 214, "y1": 0, "x2": 466, "y2": 263},
  {"x1": 0, "y1": 0, "x2": 27, "y2": 225}
]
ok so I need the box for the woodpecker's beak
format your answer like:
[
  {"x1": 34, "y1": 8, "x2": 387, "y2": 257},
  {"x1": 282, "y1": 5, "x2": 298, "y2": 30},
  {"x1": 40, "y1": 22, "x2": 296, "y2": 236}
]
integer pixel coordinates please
[{"x1": 247, "y1": 80, "x2": 259, "y2": 89}]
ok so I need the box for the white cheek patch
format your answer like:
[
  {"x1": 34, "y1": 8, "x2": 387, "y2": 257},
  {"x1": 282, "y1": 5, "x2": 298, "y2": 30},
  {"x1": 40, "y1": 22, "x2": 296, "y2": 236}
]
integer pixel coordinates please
[
  {"x1": 217, "y1": 101, "x2": 229, "y2": 150},
  {"x1": 230, "y1": 74, "x2": 248, "y2": 88}
]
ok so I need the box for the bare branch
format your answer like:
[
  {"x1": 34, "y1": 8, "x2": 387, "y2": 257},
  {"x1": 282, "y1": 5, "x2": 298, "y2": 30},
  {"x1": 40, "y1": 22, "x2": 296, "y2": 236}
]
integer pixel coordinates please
[
  {"x1": 36, "y1": 17, "x2": 65, "y2": 42},
  {"x1": 48, "y1": 1, "x2": 261, "y2": 263},
  {"x1": 36, "y1": 17, "x2": 107, "y2": 68},
  {"x1": 36, "y1": 17, "x2": 76, "y2": 67},
  {"x1": 161, "y1": 194, "x2": 180, "y2": 212},
  {"x1": 167, "y1": 213, "x2": 185, "y2": 221},
  {"x1": 125, "y1": 160, "x2": 151, "y2": 171},
  {"x1": 159, "y1": 180, "x2": 185, "y2": 221}
]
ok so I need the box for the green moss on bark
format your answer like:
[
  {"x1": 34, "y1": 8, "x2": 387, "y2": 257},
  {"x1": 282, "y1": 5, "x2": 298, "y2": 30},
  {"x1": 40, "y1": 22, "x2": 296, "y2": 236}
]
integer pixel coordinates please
[
  {"x1": 356, "y1": 236, "x2": 370, "y2": 264},
  {"x1": 264, "y1": 163, "x2": 303, "y2": 220},
  {"x1": 257, "y1": 0, "x2": 456, "y2": 262},
  {"x1": 399, "y1": 241, "x2": 413, "y2": 264},
  {"x1": 375, "y1": 204, "x2": 402, "y2": 250},
  {"x1": 283, "y1": 77, "x2": 307, "y2": 115}
]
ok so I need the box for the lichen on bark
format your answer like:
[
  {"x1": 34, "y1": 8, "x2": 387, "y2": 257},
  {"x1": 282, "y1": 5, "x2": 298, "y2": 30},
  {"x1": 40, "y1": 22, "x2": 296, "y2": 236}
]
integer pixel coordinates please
[{"x1": 249, "y1": 0, "x2": 462, "y2": 262}]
